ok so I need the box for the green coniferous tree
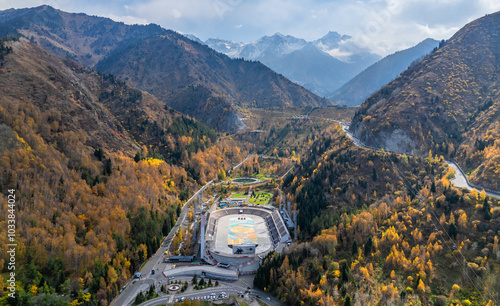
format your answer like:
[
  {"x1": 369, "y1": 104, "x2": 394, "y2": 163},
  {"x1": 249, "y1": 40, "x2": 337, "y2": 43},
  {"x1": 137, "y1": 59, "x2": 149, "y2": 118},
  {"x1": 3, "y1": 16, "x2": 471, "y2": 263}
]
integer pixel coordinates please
[
  {"x1": 351, "y1": 240, "x2": 358, "y2": 256},
  {"x1": 448, "y1": 223, "x2": 458, "y2": 238},
  {"x1": 484, "y1": 197, "x2": 492, "y2": 220},
  {"x1": 364, "y1": 236, "x2": 373, "y2": 256}
]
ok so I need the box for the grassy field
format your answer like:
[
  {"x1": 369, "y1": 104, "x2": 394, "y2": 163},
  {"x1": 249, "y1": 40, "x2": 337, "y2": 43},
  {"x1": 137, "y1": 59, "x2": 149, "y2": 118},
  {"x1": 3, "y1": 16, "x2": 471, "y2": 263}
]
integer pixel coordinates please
[
  {"x1": 249, "y1": 191, "x2": 272, "y2": 205},
  {"x1": 230, "y1": 193, "x2": 248, "y2": 198},
  {"x1": 253, "y1": 173, "x2": 268, "y2": 180}
]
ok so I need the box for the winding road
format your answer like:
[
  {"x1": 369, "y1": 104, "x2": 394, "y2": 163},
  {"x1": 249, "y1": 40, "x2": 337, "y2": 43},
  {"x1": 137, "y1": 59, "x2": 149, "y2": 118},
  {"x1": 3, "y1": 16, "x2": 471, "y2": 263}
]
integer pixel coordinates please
[{"x1": 335, "y1": 120, "x2": 500, "y2": 199}]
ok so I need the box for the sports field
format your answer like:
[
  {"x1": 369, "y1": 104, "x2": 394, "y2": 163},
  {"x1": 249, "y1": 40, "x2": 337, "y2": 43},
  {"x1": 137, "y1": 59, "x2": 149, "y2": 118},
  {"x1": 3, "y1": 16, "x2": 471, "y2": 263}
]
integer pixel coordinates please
[{"x1": 227, "y1": 217, "x2": 258, "y2": 245}]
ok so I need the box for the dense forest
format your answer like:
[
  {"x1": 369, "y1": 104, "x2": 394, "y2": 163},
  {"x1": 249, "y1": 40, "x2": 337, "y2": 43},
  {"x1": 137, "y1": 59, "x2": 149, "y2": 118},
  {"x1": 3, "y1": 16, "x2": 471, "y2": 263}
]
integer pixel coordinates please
[
  {"x1": 256, "y1": 124, "x2": 500, "y2": 305},
  {"x1": 350, "y1": 12, "x2": 500, "y2": 191},
  {"x1": 97, "y1": 73, "x2": 238, "y2": 184},
  {"x1": 0, "y1": 40, "x2": 246, "y2": 305},
  {"x1": 0, "y1": 102, "x2": 184, "y2": 305}
]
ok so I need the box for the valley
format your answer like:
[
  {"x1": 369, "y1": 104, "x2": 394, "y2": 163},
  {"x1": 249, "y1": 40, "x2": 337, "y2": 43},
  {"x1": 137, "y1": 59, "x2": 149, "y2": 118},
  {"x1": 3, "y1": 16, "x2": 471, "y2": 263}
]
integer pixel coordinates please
[
  {"x1": 203, "y1": 32, "x2": 380, "y2": 97},
  {"x1": 0, "y1": 4, "x2": 500, "y2": 306}
]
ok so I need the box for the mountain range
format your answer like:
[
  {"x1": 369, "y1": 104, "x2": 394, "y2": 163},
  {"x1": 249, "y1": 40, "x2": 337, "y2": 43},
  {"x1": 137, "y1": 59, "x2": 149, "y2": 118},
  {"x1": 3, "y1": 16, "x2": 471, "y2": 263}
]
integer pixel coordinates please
[
  {"x1": 0, "y1": 38, "x2": 142, "y2": 155},
  {"x1": 0, "y1": 5, "x2": 165, "y2": 67},
  {"x1": 329, "y1": 38, "x2": 440, "y2": 106},
  {"x1": 350, "y1": 11, "x2": 500, "y2": 190},
  {"x1": 202, "y1": 32, "x2": 381, "y2": 97},
  {"x1": 0, "y1": 5, "x2": 330, "y2": 132},
  {"x1": 1, "y1": 5, "x2": 500, "y2": 306},
  {"x1": 95, "y1": 33, "x2": 330, "y2": 131}
]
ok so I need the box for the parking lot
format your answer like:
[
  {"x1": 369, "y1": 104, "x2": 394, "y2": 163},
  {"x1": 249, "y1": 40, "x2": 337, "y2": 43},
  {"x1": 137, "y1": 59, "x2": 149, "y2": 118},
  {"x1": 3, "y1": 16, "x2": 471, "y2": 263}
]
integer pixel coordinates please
[{"x1": 174, "y1": 291, "x2": 228, "y2": 303}]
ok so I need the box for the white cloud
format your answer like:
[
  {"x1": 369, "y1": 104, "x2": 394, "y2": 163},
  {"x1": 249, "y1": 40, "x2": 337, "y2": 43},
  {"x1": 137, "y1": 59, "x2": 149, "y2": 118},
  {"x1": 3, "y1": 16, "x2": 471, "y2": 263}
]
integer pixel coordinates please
[
  {"x1": 133, "y1": 0, "x2": 236, "y2": 21},
  {"x1": 0, "y1": 0, "x2": 499, "y2": 56},
  {"x1": 103, "y1": 13, "x2": 149, "y2": 25},
  {"x1": 415, "y1": 23, "x2": 460, "y2": 40},
  {"x1": 323, "y1": 47, "x2": 353, "y2": 62},
  {"x1": 0, "y1": 0, "x2": 46, "y2": 10},
  {"x1": 477, "y1": 0, "x2": 500, "y2": 12},
  {"x1": 171, "y1": 9, "x2": 181, "y2": 19}
]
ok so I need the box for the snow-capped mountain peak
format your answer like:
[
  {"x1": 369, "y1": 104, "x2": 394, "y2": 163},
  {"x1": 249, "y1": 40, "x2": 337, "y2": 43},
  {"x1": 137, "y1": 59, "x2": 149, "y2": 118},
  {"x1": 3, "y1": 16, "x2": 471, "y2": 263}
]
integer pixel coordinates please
[
  {"x1": 183, "y1": 34, "x2": 204, "y2": 45},
  {"x1": 199, "y1": 31, "x2": 381, "y2": 97},
  {"x1": 204, "y1": 37, "x2": 244, "y2": 57},
  {"x1": 238, "y1": 33, "x2": 307, "y2": 60},
  {"x1": 313, "y1": 31, "x2": 350, "y2": 48}
]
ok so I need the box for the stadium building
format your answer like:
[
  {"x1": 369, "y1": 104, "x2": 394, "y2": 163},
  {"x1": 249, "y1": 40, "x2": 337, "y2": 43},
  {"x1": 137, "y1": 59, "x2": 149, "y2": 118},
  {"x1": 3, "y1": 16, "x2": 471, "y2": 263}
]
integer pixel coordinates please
[{"x1": 202, "y1": 206, "x2": 291, "y2": 273}]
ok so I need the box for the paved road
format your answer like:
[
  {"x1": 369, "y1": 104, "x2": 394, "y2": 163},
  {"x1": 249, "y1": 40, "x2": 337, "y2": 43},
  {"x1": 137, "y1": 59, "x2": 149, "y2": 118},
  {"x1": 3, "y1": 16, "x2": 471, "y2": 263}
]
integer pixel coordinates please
[
  {"x1": 232, "y1": 154, "x2": 255, "y2": 170},
  {"x1": 446, "y1": 161, "x2": 468, "y2": 188},
  {"x1": 331, "y1": 120, "x2": 500, "y2": 200},
  {"x1": 447, "y1": 160, "x2": 500, "y2": 199},
  {"x1": 280, "y1": 165, "x2": 294, "y2": 179},
  {"x1": 139, "y1": 282, "x2": 283, "y2": 306}
]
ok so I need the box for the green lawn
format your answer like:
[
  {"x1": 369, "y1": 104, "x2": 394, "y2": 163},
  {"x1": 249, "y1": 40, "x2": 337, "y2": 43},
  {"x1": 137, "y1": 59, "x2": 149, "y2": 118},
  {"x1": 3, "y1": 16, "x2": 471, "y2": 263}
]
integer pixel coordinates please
[
  {"x1": 231, "y1": 193, "x2": 248, "y2": 198},
  {"x1": 253, "y1": 173, "x2": 267, "y2": 180},
  {"x1": 249, "y1": 191, "x2": 272, "y2": 205}
]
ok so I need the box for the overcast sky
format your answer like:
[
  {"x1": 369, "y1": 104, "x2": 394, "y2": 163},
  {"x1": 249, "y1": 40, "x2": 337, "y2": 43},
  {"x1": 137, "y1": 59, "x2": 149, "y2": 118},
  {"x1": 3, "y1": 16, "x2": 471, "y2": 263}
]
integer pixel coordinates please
[{"x1": 1, "y1": 0, "x2": 500, "y2": 55}]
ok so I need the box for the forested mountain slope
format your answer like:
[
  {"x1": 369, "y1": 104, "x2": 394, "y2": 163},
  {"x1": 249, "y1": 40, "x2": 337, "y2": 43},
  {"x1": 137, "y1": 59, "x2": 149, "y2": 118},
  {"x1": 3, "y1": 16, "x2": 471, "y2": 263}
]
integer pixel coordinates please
[
  {"x1": 329, "y1": 38, "x2": 439, "y2": 106},
  {"x1": 0, "y1": 38, "x2": 245, "y2": 305},
  {"x1": 95, "y1": 32, "x2": 331, "y2": 131},
  {"x1": 0, "y1": 5, "x2": 165, "y2": 67},
  {"x1": 256, "y1": 124, "x2": 500, "y2": 305},
  {"x1": 350, "y1": 12, "x2": 500, "y2": 190},
  {"x1": 0, "y1": 5, "x2": 331, "y2": 132}
]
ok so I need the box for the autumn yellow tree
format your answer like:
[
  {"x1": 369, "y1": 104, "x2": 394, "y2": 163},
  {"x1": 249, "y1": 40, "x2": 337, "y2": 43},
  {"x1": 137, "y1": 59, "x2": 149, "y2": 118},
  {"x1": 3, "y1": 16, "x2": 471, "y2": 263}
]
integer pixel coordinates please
[
  {"x1": 457, "y1": 212, "x2": 467, "y2": 229},
  {"x1": 480, "y1": 189, "x2": 487, "y2": 202},
  {"x1": 417, "y1": 279, "x2": 426, "y2": 295},
  {"x1": 470, "y1": 188, "x2": 479, "y2": 201}
]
